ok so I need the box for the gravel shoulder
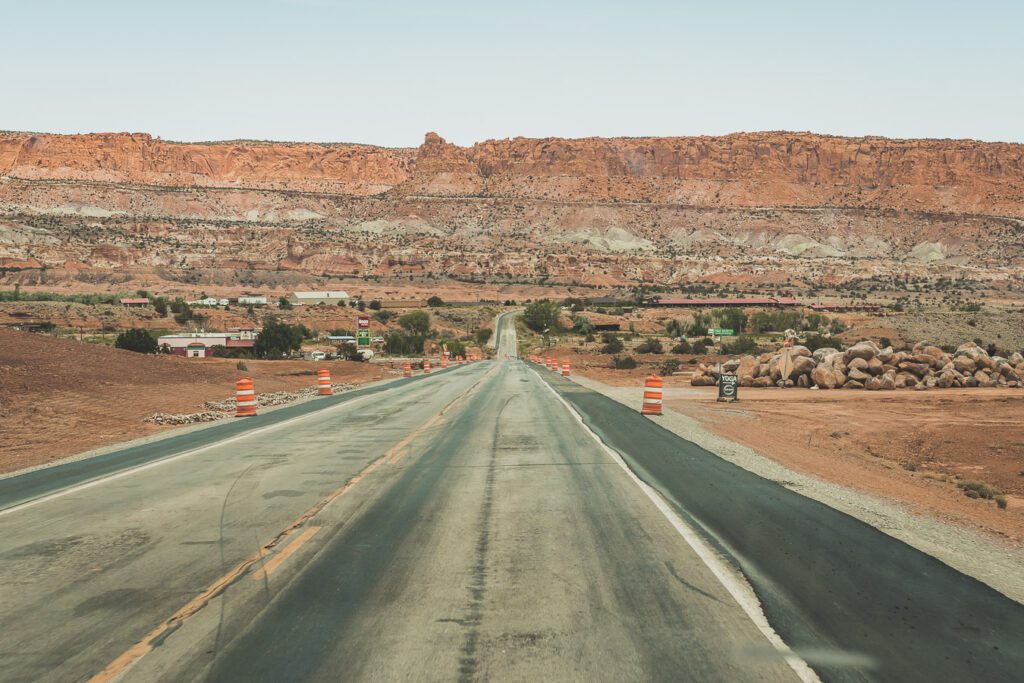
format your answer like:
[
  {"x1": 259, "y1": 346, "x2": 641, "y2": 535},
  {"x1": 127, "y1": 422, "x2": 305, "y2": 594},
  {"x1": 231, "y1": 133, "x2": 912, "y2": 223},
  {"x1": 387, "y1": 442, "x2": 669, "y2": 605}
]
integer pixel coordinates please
[{"x1": 571, "y1": 374, "x2": 1024, "y2": 605}]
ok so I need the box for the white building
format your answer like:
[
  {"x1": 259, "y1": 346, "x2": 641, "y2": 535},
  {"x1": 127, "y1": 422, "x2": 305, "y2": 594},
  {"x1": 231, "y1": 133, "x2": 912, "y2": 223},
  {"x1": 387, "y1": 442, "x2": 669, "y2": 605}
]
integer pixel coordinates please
[
  {"x1": 237, "y1": 295, "x2": 268, "y2": 306},
  {"x1": 288, "y1": 291, "x2": 350, "y2": 306}
]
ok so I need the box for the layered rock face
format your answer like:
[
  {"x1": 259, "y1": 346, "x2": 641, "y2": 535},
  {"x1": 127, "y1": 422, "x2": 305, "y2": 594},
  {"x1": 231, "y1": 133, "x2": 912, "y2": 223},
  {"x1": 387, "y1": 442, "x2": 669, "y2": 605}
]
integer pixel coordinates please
[
  {"x1": 0, "y1": 132, "x2": 415, "y2": 195},
  {"x1": 1, "y1": 130, "x2": 1022, "y2": 287}
]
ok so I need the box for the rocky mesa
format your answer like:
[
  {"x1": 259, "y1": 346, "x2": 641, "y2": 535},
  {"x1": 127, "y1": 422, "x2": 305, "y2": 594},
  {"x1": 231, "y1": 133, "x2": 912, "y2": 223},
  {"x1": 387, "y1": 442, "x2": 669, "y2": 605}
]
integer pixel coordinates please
[{"x1": 1, "y1": 129, "x2": 1022, "y2": 289}]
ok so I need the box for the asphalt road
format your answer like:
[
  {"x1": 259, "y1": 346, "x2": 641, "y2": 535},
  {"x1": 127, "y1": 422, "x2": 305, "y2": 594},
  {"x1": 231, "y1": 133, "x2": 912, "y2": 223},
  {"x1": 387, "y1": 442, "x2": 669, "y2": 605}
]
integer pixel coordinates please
[{"x1": 1, "y1": 314, "x2": 1022, "y2": 682}]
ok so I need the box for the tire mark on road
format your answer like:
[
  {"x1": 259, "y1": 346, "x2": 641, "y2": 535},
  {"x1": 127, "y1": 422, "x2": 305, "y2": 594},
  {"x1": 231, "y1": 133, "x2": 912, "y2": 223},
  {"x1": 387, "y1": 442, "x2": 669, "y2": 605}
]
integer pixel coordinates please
[{"x1": 456, "y1": 392, "x2": 517, "y2": 682}]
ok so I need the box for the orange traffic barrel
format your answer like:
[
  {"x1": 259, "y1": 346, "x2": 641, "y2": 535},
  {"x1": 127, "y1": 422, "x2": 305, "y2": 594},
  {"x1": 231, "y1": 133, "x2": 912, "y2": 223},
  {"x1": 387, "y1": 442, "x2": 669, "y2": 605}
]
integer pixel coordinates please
[
  {"x1": 441, "y1": 355, "x2": 448, "y2": 369},
  {"x1": 317, "y1": 368, "x2": 332, "y2": 396},
  {"x1": 641, "y1": 375, "x2": 663, "y2": 416},
  {"x1": 423, "y1": 359, "x2": 431, "y2": 374},
  {"x1": 403, "y1": 361, "x2": 412, "y2": 377},
  {"x1": 551, "y1": 359, "x2": 559, "y2": 372},
  {"x1": 235, "y1": 377, "x2": 257, "y2": 417},
  {"x1": 561, "y1": 361, "x2": 570, "y2": 377}
]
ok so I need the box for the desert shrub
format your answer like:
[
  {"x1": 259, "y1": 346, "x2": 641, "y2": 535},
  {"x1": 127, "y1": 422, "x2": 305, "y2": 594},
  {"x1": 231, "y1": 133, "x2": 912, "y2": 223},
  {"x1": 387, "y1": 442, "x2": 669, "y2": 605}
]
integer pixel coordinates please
[
  {"x1": 671, "y1": 339, "x2": 693, "y2": 354},
  {"x1": 369, "y1": 299, "x2": 382, "y2": 310},
  {"x1": 236, "y1": 360, "x2": 248, "y2": 371},
  {"x1": 957, "y1": 480, "x2": 999, "y2": 500},
  {"x1": 278, "y1": 297, "x2": 293, "y2": 309},
  {"x1": 426, "y1": 295, "x2": 444, "y2": 307},
  {"x1": 660, "y1": 359, "x2": 682, "y2": 375},
  {"x1": 601, "y1": 336, "x2": 624, "y2": 354},
  {"x1": 719, "y1": 335, "x2": 760, "y2": 355},
  {"x1": 373, "y1": 309, "x2": 395, "y2": 323},
  {"x1": 803, "y1": 335, "x2": 834, "y2": 352},
  {"x1": 572, "y1": 315, "x2": 594, "y2": 335},
  {"x1": 691, "y1": 338, "x2": 712, "y2": 354},
  {"x1": 610, "y1": 355, "x2": 637, "y2": 369},
  {"x1": 635, "y1": 337, "x2": 664, "y2": 354},
  {"x1": 996, "y1": 496, "x2": 1008, "y2": 510},
  {"x1": 384, "y1": 331, "x2": 425, "y2": 355}
]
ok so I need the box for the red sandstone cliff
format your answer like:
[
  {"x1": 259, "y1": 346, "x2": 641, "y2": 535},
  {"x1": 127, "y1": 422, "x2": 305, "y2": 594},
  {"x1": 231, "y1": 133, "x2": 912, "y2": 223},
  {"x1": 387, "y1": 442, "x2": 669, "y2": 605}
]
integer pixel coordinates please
[
  {"x1": 0, "y1": 132, "x2": 415, "y2": 195},
  {"x1": 2, "y1": 130, "x2": 1022, "y2": 216}
]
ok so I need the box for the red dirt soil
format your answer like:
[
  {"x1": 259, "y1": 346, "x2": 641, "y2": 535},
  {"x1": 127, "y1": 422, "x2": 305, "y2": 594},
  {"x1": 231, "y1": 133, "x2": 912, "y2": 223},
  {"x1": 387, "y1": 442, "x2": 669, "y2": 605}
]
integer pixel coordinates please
[{"x1": 0, "y1": 329, "x2": 387, "y2": 475}]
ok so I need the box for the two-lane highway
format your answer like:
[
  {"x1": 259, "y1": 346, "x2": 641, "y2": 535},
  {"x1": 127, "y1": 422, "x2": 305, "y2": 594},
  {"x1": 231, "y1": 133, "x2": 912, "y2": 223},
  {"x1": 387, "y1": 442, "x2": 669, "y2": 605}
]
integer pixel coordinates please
[{"x1": 2, "y1": 314, "x2": 1023, "y2": 682}]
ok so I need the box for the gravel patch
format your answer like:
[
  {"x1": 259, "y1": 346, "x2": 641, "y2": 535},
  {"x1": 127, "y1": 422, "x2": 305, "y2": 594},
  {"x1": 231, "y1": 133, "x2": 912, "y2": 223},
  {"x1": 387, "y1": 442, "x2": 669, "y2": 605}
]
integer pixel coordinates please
[{"x1": 572, "y1": 374, "x2": 1024, "y2": 605}]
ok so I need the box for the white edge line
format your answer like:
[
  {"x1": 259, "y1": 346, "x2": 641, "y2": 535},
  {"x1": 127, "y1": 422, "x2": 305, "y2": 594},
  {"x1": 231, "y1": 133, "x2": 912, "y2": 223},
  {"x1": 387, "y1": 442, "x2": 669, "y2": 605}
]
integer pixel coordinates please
[
  {"x1": 0, "y1": 373, "x2": 452, "y2": 518},
  {"x1": 531, "y1": 366, "x2": 820, "y2": 683}
]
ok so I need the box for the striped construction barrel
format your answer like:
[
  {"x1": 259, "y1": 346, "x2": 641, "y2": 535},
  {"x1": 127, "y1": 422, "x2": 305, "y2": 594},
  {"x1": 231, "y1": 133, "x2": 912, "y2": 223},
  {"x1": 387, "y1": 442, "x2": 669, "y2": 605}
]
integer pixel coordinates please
[
  {"x1": 641, "y1": 374, "x2": 663, "y2": 416},
  {"x1": 317, "y1": 368, "x2": 332, "y2": 396},
  {"x1": 403, "y1": 361, "x2": 412, "y2": 377},
  {"x1": 235, "y1": 377, "x2": 257, "y2": 417},
  {"x1": 561, "y1": 361, "x2": 570, "y2": 377},
  {"x1": 423, "y1": 359, "x2": 431, "y2": 374}
]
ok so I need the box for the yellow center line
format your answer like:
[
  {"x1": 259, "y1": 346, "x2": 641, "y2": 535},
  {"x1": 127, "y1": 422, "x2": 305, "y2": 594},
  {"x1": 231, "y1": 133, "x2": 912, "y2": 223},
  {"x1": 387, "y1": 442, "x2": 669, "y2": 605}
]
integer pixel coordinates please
[
  {"x1": 251, "y1": 526, "x2": 320, "y2": 581},
  {"x1": 89, "y1": 363, "x2": 500, "y2": 683}
]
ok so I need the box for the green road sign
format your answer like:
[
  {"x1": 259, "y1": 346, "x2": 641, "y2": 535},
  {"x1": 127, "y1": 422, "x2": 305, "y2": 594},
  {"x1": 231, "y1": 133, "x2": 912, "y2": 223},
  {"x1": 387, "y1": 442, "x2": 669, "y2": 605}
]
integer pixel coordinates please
[
  {"x1": 357, "y1": 328, "x2": 370, "y2": 347},
  {"x1": 708, "y1": 328, "x2": 734, "y2": 337}
]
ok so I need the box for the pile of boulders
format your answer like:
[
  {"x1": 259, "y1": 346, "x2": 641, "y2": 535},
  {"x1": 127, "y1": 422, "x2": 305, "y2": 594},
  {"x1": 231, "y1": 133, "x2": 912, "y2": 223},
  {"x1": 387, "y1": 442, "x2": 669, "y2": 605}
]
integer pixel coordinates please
[{"x1": 691, "y1": 341, "x2": 1024, "y2": 390}]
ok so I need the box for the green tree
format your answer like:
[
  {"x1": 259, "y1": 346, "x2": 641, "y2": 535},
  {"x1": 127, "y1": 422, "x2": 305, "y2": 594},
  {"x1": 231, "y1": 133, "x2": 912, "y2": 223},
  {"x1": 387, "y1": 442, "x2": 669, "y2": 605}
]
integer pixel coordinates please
[
  {"x1": 714, "y1": 307, "x2": 747, "y2": 334},
  {"x1": 384, "y1": 331, "x2": 425, "y2": 355},
  {"x1": 522, "y1": 299, "x2": 560, "y2": 332},
  {"x1": 278, "y1": 297, "x2": 293, "y2": 310},
  {"x1": 254, "y1": 321, "x2": 303, "y2": 359},
  {"x1": 373, "y1": 309, "x2": 396, "y2": 324},
  {"x1": 369, "y1": 299, "x2": 382, "y2": 310},
  {"x1": 426, "y1": 295, "x2": 444, "y2": 307},
  {"x1": 115, "y1": 328, "x2": 158, "y2": 354},
  {"x1": 474, "y1": 328, "x2": 493, "y2": 346},
  {"x1": 443, "y1": 339, "x2": 467, "y2": 358},
  {"x1": 572, "y1": 315, "x2": 594, "y2": 335},
  {"x1": 398, "y1": 310, "x2": 431, "y2": 336},
  {"x1": 153, "y1": 298, "x2": 168, "y2": 316}
]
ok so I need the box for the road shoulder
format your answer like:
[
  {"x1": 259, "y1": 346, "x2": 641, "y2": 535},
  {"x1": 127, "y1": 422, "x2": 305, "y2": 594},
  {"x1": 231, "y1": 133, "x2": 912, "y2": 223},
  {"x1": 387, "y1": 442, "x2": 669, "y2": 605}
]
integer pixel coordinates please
[{"x1": 570, "y1": 373, "x2": 1024, "y2": 606}]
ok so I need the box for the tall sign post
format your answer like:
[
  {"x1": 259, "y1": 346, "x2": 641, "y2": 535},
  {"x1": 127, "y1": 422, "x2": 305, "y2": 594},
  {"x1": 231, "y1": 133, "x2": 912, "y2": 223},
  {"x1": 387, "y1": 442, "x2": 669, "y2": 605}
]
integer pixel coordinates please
[{"x1": 356, "y1": 315, "x2": 370, "y2": 348}]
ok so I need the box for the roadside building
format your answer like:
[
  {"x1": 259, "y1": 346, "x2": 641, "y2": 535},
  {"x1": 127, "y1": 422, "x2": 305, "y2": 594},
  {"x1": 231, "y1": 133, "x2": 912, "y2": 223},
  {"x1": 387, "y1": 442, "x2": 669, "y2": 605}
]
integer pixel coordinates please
[
  {"x1": 189, "y1": 297, "x2": 221, "y2": 307},
  {"x1": 157, "y1": 331, "x2": 255, "y2": 357},
  {"x1": 119, "y1": 297, "x2": 150, "y2": 308},
  {"x1": 237, "y1": 295, "x2": 268, "y2": 306},
  {"x1": 287, "y1": 291, "x2": 350, "y2": 306}
]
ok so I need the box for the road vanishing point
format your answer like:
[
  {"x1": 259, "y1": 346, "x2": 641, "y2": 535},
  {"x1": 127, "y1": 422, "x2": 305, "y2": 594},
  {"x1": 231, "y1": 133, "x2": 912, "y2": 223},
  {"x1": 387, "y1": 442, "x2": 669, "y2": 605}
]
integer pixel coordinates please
[{"x1": 2, "y1": 314, "x2": 1023, "y2": 682}]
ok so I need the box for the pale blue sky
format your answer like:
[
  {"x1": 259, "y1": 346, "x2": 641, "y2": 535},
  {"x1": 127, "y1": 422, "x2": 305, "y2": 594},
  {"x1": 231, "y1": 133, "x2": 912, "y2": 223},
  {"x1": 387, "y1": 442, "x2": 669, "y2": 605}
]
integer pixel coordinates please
[{"x1": 1, "y1": 0, "x2": 1021, "y2": 146}]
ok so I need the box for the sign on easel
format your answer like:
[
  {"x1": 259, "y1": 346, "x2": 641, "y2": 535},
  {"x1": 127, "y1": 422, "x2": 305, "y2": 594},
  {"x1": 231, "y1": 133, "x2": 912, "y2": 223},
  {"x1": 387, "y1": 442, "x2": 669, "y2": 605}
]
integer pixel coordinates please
[{"x1": 718, "y1": 374, "x2": 739, "y2": 402}]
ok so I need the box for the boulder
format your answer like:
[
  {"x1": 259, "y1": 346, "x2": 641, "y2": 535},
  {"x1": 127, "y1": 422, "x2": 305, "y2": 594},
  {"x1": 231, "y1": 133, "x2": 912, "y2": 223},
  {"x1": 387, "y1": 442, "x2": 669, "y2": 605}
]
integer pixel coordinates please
[
  {"x1": 1010, "y1": 352, "x2": 1024, "y2": 365},
  {"x1": 739, "y1": 375, "x2": 755, "y2": 387},
  {"x1": 879, "y1": 371, "x2": 897, "y2": 390},
  {"x1": 797, "y1": 373, "x2": 811, "y2": 388},
  {"x1": 843, "y1": 379, "x2": 864, "y2": 389},
  {"x1": 877, "y1": 346, "x2": 895, "y2": 364},
  {"x1": 963, "y1": 375, "x2": 979, "y2": 388},
  {"x1": 812, "y1": 347, "x2": 840, "y2": 362},
  {"x1": 722, "y1": 358, "x2": 741, "y2": 373},
  {"x1": 867, "y1": 357, "x2": 885, "y2": 375},
  {"x1": 899, "y1": 362, "x2": 931, "y2": 377},
  {"x1": 953, "y1": 356, "x2": 976, "y2": 374},
  {"x1": 811, "y1": 366, "x2": 838, "y2": 389},
  {"x1": 848, "y1": 367, "x2": 871, "y2": 382},
  {"x1": 913, "y1": 382, "x2": 928, "y2": 391},
  {"x1": 865, "y1": 376, "x2": 883, "y2": 390},
  {"x1": 737, "y1": 355, "x2": 759, "y2": 379},
  {"x1": 848, "y1": 357, "x2": 869, "y2": 371},
  {"x1": 691, "y1": 374, "x2": 715, "y2": 386},
  {"x1": 790, "y1": 345, "x2": 812, "y2": 358},
  {"x1": 778, "y1": 379, "x2": 795, "y2": 388},
  {"x1": 845, "y1": 342, "x2": 877, "y2": 362},
  {"x1": 752, "y1": 376, "x2": 774, "y2": 388},
  {"x1": 792, "y1": 356, "x2": 816, "y2": 376},
  {"x1": 936, "y1": 371, "x2": 956, "y2": 389}
]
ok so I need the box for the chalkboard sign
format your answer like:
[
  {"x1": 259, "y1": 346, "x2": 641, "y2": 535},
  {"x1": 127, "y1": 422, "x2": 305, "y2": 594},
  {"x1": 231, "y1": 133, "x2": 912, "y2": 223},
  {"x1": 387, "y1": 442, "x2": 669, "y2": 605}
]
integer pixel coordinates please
[{"x1": 718, "y1": 374, "x2": 739, "y2": 402}]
